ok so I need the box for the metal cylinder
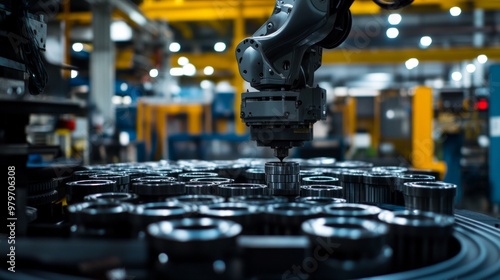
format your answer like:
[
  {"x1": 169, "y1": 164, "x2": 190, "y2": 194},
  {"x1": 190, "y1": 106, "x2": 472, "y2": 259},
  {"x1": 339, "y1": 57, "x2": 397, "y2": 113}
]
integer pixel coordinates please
[
  {"x1": 262, "y1": 202, "x2": 320, "y2": 235},
  {"x1": 165, "y1": 195, "x2": 225, "y2": 208},
  {"x1": 89, "y1": 173, "x2": 130, "y2": 193},
  {"x1": 301, "y1": 176, "x2": 340, "y2": 186},
  {"x1": 334, "y1": 160, "x2": 373, "y2": 169},
  {"x1": 372, "y1": 166, "x2": 408, "y2": 174},
  {"x1": 67, "y1": 201, "x2": 133, "y2": 238},
  {"x1": 147, "y1": 218, "x2": 242, "y2": 261},
  {"x1": 244, "y1": 168, "x2": 266, "y2": 184},
  {"x1": 301, "y1": 217, "x2": 391, "y2": 279},
  {"x1": 321, "y1": 203, "x2": 382, "y2": 220},
  {"x1": 300, "y1": 185, "x2": 343, "y2": 198},
  {"x1": 130, "y1": 176, "x2": 177, "y2": 193},
  {"x1": 66, "y1": 180, "x2": 117, "y2": 204},
  {"x1": 133, "y1": 179, "x2": 186, "y2": 202},
  {"x1": 393, "y1": 174, "x2": 435, "y2": 206},
  {"x1": 363, "y1": 171, "x2": 395, "y2": 204},
  {"x1": 339, "y1": 169, "x2": 366, "y2": 203},
  {"x1": 84, "y1": 192, "x2": 138, "y2": 203},
  {"x1": 265, "y1": 161, "x2": 301, "y2": 196},
  {"x1": 190, "y1": 177, "x2": 235, "y2": 195},
  {"x1": 130, "y1": 202, "x2": 194, "y2": 237},
  {"x1": 228, "y1": 195, "x2": 287, "y2": 205},
  {"x1": 216, "y1": 183, "x2": 268, "y2": 198},
  {"x1": 378, "y1": 210, "x2": 455, "y2": 271},
  {"x1": 178, "y1": 172, "x2": 219, "y2": 182},
  {"x1": 184, "y1": 181, "x2": 217, "y2": 195},
  {"x1": 198, "y1": 202, "x2": 261, "y2": 234},
  {"x1": 296, "y1": 196, "x2": 347, "y2": 205},
  {"x1": 403, "y1": 181, "x2": 457, "y2": 215}
]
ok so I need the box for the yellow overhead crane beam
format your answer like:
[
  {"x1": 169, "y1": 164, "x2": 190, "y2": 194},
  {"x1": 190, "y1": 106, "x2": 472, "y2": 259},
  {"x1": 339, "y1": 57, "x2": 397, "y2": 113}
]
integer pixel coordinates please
[
  {"x1": 172, "y1": 46, "x2": 500, "y2": 74},
  {"x1": 57, "y1": 0, "x2": 500, "y2": 23}
]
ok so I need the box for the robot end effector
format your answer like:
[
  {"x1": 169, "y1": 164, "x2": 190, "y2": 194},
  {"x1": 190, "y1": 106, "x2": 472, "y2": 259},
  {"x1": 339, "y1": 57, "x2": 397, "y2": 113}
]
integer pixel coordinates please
[{"x1": 236, "y1": 0, "x2": 413, "y2": 161}]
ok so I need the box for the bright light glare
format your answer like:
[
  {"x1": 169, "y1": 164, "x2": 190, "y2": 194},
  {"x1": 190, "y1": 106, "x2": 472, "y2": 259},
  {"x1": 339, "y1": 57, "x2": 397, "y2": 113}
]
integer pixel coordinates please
[
  {"x1": 72, "y1": 43, "x2": 83, "y2": 52},
  {"x1": 466, "y1": 64, "x2": 476, "y2": 73},
  {"x1": 123, "y1": 96, "x2": 132, "y2": 105},
  {"x1": 70, "y1": 70, "x2": 78, "y2": 78},
  {"x1": 120, "y1": 83, "x2": 128, "y2": 92},
  {"x1": 178, "y1": 56, "x2": 189, "y2": 66},
  {"x1": 112, "y1": 96, "x2": 123, "y2": 105},
  {"x1": 405, "y1": 58, "x2": 419, "y2": 70},
  {"x1": 477, "y1": 54, "x2": 488, "y2": 64},
  {"x1": 170, "y1": 67, "x2": 183, "y2": 76},
  {"x1": 119, "y1": 131, "x2": 130, "y2": 146},
  {"x1": 452, "y1": 71, "x2": 462, "y2": 81},
  {"x1": 386, "y1": 28, "x2": 399, "y2": 39},
  {"x1": 111, "y1": 21, "x2": 133, "y2": 42},
  {"x1": 204, "y1": 66, "x2": 215, "y2": 76},
  {"x1": 169, "y1": 42, "x2": 181, "y2": 53},
  {"x1": 420, "y1": 36, "x2": 432, "y2": 47},
  {"x1": 182, "y1": 63, "x2": 196, "y2": 76},
  {"x1": 149, "y1": 69, "x2": 159, "y2": 78},
  {"x1": 214, "y1": 42, "x2": 227, "y2": 52},
  {"x1": 388, "y1": 14, "x2": 402, "y2": 25},
  {"x1": 450, "y1": 7, "x2": 462, "y2": 17},
  {"x1": 200, "y1": 80, "x2": 212, "y2": 89}
]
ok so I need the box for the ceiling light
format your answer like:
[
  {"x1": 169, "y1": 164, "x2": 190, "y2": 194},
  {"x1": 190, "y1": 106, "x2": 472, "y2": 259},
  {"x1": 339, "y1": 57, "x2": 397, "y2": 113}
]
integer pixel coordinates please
[
  {"x1": 120, "y1": 83, "x2": 128, "y2": 92},
  {"x1": 214, "y1": 42, "x2": 227, "y2": 52},
  {"x1": 178, "y1": 56, "x2": 189, "y2": 66},
  {"x1": 466, "y1": 64, "x2": 476, "y2": 73},
  {"x1": 182, "y1": 63, "x2": 196, "y2": 76},
  {"x1": 477, "y1": 54, "x2": 488, "y2": 64},
  {"x1": 450, "y1": 7, "x2": 461, "y2": 17},
  {"x1": 451, "y1": 71, "x2": 462, "y2": 81},
  {"x1": 72, "y1": 42, "x2": 83, "y2": 52},
  {"x1": 204, "y1": 66, "x2": 215, "y2": 76},
  {"x1": 420, "y1": 36, "x2": 432, "y2": 48},
  {"x1": 388, "y1": 14, "x2": 402, "y2": 25},
  {"x1": 169, "y1": 42, "x2": 181, "y2": 53},
  {"x1": 70, "y1": 70, "x2": 78, "y2": 78},
  {"x1": 405, "y1": 58, "x2": 419, "y2": 70},
  {"x1": 386, "y1": 27, "x2": 399, "y2": 39},
  {"x1": 170, "y1": 67, "x2": 183, "y2": 76},
  {"x1": 200, "y1": 80, "x2": 212, "y2": 89},
  {"x1": 149, "y1": 68, "x2": 159, "y2": 78},
  {"x1": 111, "y1": 21, "x2": 133, "y2": 42}
]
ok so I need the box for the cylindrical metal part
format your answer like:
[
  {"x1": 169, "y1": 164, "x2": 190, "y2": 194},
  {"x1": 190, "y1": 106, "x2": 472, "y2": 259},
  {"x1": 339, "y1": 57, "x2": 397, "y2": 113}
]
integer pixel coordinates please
[
  {"x1": 244, "y1": 168, "x2": 266, "y2": 183},
  {"x1": 300, "y1": 185, "x2": 343, "y2": 198},
  {"x1": 228, "y1": 195, "x2": 287, "y2": 205},
  {"x1": 378, "y1": 210, "x2": 455, "y2": 271},
  {"x1": 296, "y1": 196, "x2": 346, "y2": 205},
  {"x1": 133, "y1": 179, "x2": 186, "y2": 201},
  {"x1": 262, "y1": 202, "x2": 321, "y2": 235},
  {"x1": 340, "y1": 169, "x2": 366, "y2": 203},
  {"x1": 130, "y1": 176, "x2": 177, "y2": 193},
  {"x1": 67, "y1": 201, "x2": 133, "y2": 238},
  {"x1": 147, "y1": 218, "x2": 242, "y2": 261},
  {"x1": 178, "y1": 172, "x2": 219, "y2": 182},
  {"x1": 334, "y1": 160, "x2": 373, "y2": 169},
  {"x1": 363, "y1": 171, "x2": 395, "y2": 204},
  {"x1": 89, "y1": 173, "x2": 130, "y2": 193},
  {"x1": 265, "y1": 161, "x2": 301, "y2": 196},
  {"x1": 84, "y1": 192, "x2": 138, "y2": 203},
  {"x1": 321, "y1": 203, "x2": 382, "y2": 220},
  {"x1": 184, "y1": 181, "x2": 217, "y2": 195},
  {"x1": 301, "y1": 176, "x2": 340, "y2": 186},
  {"x1": 393, "y1": 174, "x2": 435, "y2": 206},
  {"x1": 372, "y1": 166, "x2": 408, "y2": 174},
  {"x1": 130, "y1": 202, "x2": 194, "y2": 237},
  {"x1": 403, "y1": 181, "x2": 457, "y2": 215},
  {"x1": 66, "y1": 180, "x2": 117, "y2": 204},
  {"x1": 165, "y1": 195, "x2": 225, "y2": 207},
  {"x1": 198, "y1": 202, "x2": 261, "y2": 234},
  {"x1": 301, "y1": 217, "x2": 391, "y2": 279},
  {"x1": 216, "y1": 183, "x2": 268, "y2": 198}
]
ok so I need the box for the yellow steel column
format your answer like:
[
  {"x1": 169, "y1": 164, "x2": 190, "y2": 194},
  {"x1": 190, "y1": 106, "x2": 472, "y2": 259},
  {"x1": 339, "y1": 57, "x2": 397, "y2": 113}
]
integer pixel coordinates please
[
  {"x1": 412, "y1": 86, "x2": 447, "y2": 179},
  {"x1": 233, "y1": 0, "x2": 246, "y2": 135}
]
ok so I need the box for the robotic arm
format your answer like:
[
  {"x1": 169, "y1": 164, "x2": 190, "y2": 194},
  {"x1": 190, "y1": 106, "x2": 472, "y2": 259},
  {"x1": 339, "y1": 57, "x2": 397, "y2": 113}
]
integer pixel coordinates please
[{"x1": 236, "y1": 0, "x2": 412, "y2": 161}]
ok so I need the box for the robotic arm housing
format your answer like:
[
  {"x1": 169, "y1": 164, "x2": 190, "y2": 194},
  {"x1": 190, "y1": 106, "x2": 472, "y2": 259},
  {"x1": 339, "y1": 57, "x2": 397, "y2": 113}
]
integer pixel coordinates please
[{"x1": 236, "y1": 0, "x2": 354, "y2": 160}]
